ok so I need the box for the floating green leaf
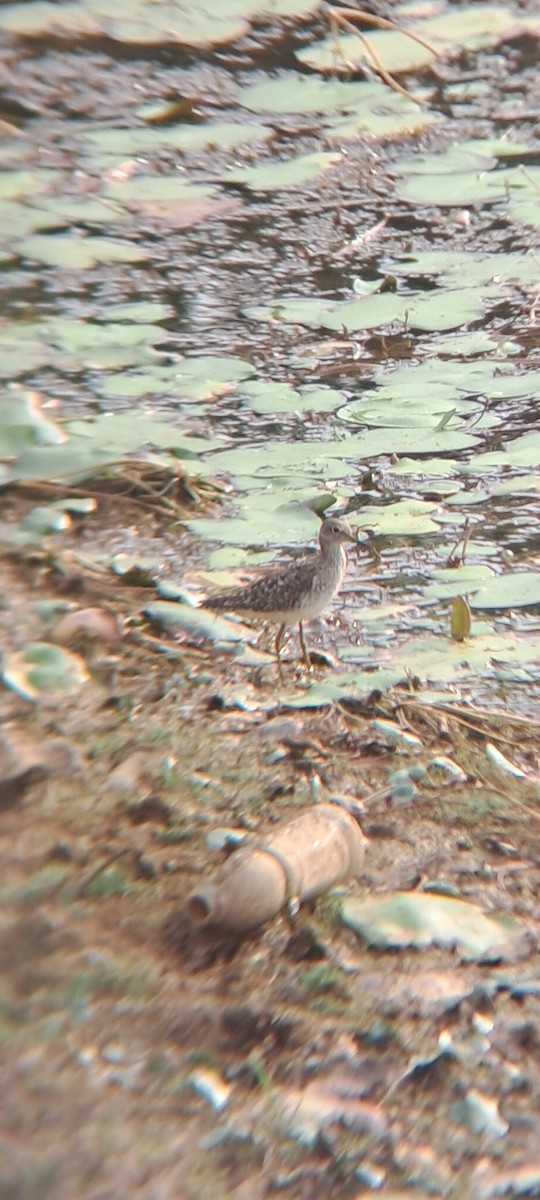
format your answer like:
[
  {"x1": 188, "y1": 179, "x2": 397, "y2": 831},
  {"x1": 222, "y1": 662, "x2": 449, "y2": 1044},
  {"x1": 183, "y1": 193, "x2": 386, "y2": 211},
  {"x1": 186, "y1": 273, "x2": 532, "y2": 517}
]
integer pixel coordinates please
[
  {"x1": 144, "y1": 601, "x2": 253, "y2": 645},
  {"x1": 239, "y1": 73, "x2": 440, "y2": 138},
  {"x1": 21, "y1": 504, "x2": 71, "y2": 535},
  {"x1": 188, "y1": 497, "x2": 324, "y2": 548},
  {"x1": 227, "y1": 151, "x2": 341, "y2": 191},
  {"x1": 18, "y1": 233, "x2": 147, "y2": 268},
  {"x1": 374, "y1": 629, "x2": 540, "y2": 686},
  {"x1": 0, "y1": 167, "x2": 59, "y2": 199},
  {"x1": 3, "y1": 442, "x2": 121, "y2": 484},
  {"x1": 84, "y1": 121, "x2": 272, "y2": 166},
  {"x1": 298, "y1": 29, "x2": 434, "y2": 75},
  {"x1": 452, "y1": 1090, "x2": 508, "y2": 1138},
  {"x1": 450, "y1": 596, "x2": 471, "y2": 642},
  {"x1": 338, "y1": 397, "x2": 481, "y2": 431},
  {"x1": 352, "y1": 499, "x2": 442, "y2": 537},
  {"x1": 101, "y1": 177, "x2": 211, "y2": 204},
  {"x1": 247, "y1": 286, "x2": 485, "y2": 333},
  {"x1": 424, "y1": 565, "x2": 495, "y2": 600},
  {"x1": 471, "y1": 573, "x2": 540, "y2": 610},
  {"x1": 281, "y1": 669, "x2": 405, "y2": 709},
  {"x1": 342, "y1": 891, "x2": 525, "y2": 961},
  {"x1": 468, "y1": 430, "x2": 540, "y2": 471},
  {"x1": 97, "y1": 356, "x2": 254, "y2": 402},
  {"x1": 294, "y1": 6, "x2": 536, "y2": 77},
  {"x1": 2, "y1": 642, "x2": 89, "y2": 701},
  {"x1": 0, "y1": 390, "x2": 66, "y2": 456},
  {"x1": 0, "y1": 0, "x2": 323, "y2": 48},
  {"x1": 241, "y1": 381, "x2": 346, "y2": 415},
  {"x1": 239, "y1": 75, "x2": 378, "y2": 115},
  {"x1": 65, "y1": 412, "x2": 222, "y2": 457},
  {"x1": 205, "y1": 426, "x2": 478, "y2": 485},
  {"x1": 99, "y1": 301, "x2": 174, "y2": 323}
]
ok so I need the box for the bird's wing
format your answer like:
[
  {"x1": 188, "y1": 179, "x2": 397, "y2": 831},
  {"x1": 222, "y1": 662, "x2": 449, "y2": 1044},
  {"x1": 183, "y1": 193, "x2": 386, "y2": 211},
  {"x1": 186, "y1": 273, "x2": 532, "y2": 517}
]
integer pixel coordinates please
[{"x1": 208, "y1": 555, "x2": 315, "y2": 612}]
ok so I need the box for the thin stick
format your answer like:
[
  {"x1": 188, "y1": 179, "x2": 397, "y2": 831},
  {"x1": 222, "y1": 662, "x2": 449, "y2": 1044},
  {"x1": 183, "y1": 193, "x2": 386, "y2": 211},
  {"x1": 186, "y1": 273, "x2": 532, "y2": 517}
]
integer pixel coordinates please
[
  {"x1": 474, "y1": 772, "x2": 540, "y2": 822},
  {"x1": 401, "y1": 698, "x2": 540, "y2": 731},
  {"x1": 330, "y1": 7, "x2": 439, "y2": 56},
  {"x1": 298, "y1": 621, "x2": 311, "y2": 670},
  {"x1": 444, "y1": 517, "x2": 471, "y2": 566},
  {"x1": 331, "y1": 9, "x2": 424, "y2": 105},
  {"x1": 66, "y1": 847, "x2": 132, "y2": 901}
]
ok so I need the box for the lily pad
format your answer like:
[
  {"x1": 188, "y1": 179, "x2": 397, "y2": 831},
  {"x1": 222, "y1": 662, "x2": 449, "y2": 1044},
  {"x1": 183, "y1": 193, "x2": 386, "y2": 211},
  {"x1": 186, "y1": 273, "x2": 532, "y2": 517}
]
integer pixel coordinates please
[
  {"x1": 98, "y1": 356, "x2": 254, "y2": 402},
  {"x1": 450, "y1": 596, "x2": 472, "y2": 642},
  {"x1": 84, "y1": 121, "x2": 272, "y2": 165},
  {"x1": 239, "y1": 72, "x2": 440, "y2": 138},
  {"x1": 205, "y1": 425, "x2": 478, "y2": 486},
  {"x1": 247, "y1": 287, "x2": 485, "y2": 334},
  {"x1": 2, "y1": 642, "x2": 89, "y2": 702},
  {"x1": 470, "y1": 573, "x2": 540, "y2": 610},
  {"x1": 238, "y1": 75, "x2": 376, "y2": 115},
  {"x1": 452, "y1": 1090, "x2": 509, "y2": 1138},
  {"x1": 0, "y1": 0, "x2": 321, "y2": 48},
  {"x1": 395, "y1": 249, "x2": 539, "y2": 292},
  {"x1": 338, "y1": 397, "x2": 482, "y2": 431},
  {"x1": 144, "y1": 601, "x2": 253, "y2": 645},
  {"x1": 294, "y1": 5, "x2": 537, "y2": 78},
  {"x1": 352, "y1": 500, "x2": 442, "y2": 538},
  {"x1": 281, "y1": 669, "x2": 405, "y2": 708},
  {"x1": 227, "y1": 151, "x2": 341, "y2": 192},
  {"x1": 342, "y1": 892, "x2": 525, "y2": 962},
  {"x1": 423, "y1": 565, "x2": 496, "y2": 600},
  {"x1": 99, "y1": 301, "x2": 174, "y2": 324},
  {"x1": 479, "y1": 430, "x2": 540, "y2": 470},
  {"x1": 21, "y1": 504, "x2": 71, "y2": 536},
  {"x1": 67, "y1": 412, "x2": 220, "y2": 455},
  {"x1": 0, "y1": 390, "x2": 66, "y2": 456},
  {"x1": 366, "y1": 628, "x2": 540, "y2": 687},
  {"x1": 298, "y1": 29, "x2": 435, "y2": 76},
  {"x1": 3, "y1": 442, "x2": 123, "y2": 484},
  {"x1": 241, "y1": 381, "x2": 346, "y2": 415},
  {"x1": 18, "y1": 233, "x2": 147, "y2": 269},
  {"x1": 3, "y1": 408, "x2": 220, "y2": 484},
  {"x1": 328, "y1": 97, "x2": 438, "y2": 141},
  {"x1": 188, "y1": 495, "x2": 328, "y2": 549}
]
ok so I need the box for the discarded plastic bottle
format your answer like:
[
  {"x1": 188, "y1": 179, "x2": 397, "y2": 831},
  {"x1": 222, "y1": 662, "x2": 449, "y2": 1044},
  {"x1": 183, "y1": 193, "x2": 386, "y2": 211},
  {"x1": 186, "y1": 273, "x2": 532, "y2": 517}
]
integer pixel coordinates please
[{"x1": 187, "y1": 803, "x2": 366, "y2": 933}]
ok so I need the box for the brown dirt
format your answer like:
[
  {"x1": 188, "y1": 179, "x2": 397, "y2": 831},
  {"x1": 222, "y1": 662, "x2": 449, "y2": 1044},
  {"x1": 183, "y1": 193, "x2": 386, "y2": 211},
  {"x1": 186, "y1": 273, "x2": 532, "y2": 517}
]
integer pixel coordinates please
[{"x1": 1, "y1": 490, "x2": 540, "y2": 1200}]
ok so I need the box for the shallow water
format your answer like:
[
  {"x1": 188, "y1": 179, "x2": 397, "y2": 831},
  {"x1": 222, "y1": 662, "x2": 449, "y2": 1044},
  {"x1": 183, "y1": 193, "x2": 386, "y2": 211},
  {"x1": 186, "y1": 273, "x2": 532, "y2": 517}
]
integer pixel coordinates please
[{"x1": 1, "y1": 0, "x2": 540, "y2": 702}]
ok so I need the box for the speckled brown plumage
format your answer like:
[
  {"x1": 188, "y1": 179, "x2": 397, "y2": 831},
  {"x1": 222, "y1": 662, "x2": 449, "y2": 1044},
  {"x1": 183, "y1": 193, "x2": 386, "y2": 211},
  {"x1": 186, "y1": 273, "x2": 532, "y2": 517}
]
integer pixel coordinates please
[{"x1": 204, "y1": 517, "x2": 358, "y2": 668}]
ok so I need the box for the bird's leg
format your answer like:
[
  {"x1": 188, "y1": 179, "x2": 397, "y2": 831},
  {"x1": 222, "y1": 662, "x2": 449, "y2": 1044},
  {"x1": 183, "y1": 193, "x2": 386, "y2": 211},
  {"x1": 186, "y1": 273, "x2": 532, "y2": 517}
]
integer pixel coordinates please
[
  {"x1": 275, "y1": 623, "x2": 286, "y2": 679},
  {"x1": 298, "y1": 621, "x2": 311, "y2": 670},
  {"x1": 275, "y1": 624, "x2": 286, "y2": 658}
]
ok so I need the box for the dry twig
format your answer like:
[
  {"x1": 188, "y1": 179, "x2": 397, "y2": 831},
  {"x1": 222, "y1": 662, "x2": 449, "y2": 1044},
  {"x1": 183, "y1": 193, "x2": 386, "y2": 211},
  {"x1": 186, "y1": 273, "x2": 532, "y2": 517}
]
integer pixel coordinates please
[{"x1": 327, "y1": 4, "x2": 438, "y2": 106}]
